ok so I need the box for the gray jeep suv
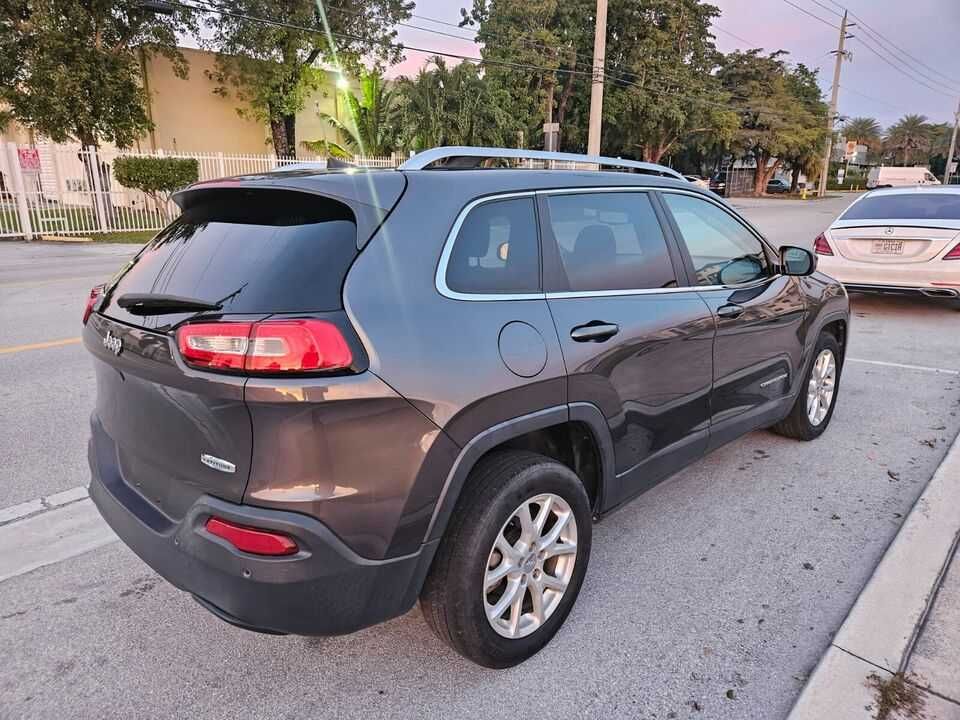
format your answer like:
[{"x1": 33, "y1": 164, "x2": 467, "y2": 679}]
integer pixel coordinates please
[{"x1": 84, "y1": 147, "x2": 849, "y2": 668}]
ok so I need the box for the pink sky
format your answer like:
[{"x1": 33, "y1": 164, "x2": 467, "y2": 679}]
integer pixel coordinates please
[{"x1": 392, "y1": 0, "x2": 960, "y2": 128}]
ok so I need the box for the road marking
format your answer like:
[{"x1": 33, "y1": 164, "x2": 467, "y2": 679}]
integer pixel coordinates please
[
  {"x1": 0, "y1": 485, "x2": 90, "y2": 526},
  {"x1": 847, "y1": 357, "x2": 960, "y2": 376},
  {"x1": 0, "y1": 498, "x2": 116, "y2": 583},
  {"x1": 0, "y1": 337, "x2": 81, "y2": 355},
  {"x1": 0, "y1": 275, "x2": 110, "y2": 289}
]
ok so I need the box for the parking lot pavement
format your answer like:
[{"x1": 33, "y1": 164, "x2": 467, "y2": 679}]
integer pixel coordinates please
[
  {"x1": 1, "y1": 197, "x2": 958, "y2": 719},
  {"x1": 729, "y1": 193, "x2": 862, "y2": 250},
  {"x1": 0, "y1": 242, "x2": 137, "y2": 506}
]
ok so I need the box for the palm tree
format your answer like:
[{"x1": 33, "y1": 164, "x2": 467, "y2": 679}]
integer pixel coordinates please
[
  {"x1": 841, "y1": 117, "x2": 882, "y2": 148},
  {"x1": 303, "y1": 67, "x2": 399, "y2": 158},
  {"x1": 394, "y1": 57, "x2": 515, "y2": 152},
  {"x1": 884, "y1": 114, "x2": 933, "y2": 165}
]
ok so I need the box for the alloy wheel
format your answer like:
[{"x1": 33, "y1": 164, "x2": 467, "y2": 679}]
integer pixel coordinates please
[
  {"x1": 483, "y1": 493, "x2": 578, "y2": 639},
  {"x1": 806, "y1": 348, "x2": 836, "y2": 426}
]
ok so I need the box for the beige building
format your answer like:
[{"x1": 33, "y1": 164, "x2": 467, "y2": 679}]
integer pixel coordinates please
[{"x1": 2, "y1": 46, "x2": 344, "y2": 156}]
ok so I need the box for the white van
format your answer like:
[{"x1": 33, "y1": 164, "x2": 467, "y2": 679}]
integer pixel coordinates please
[{"x1": 867, "y1": 166, "x2": 941, "y2": 189}]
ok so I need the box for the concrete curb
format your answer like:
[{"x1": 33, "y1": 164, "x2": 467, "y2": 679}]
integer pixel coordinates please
[{"x1": 788, "y1": 431, "x2": 960, "y2": 718}]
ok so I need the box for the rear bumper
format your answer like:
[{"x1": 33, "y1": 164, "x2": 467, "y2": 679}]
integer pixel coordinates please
[
  {"x1": 88, "y1": 421, "x2": 437, "y2": 636},
  {"x1": 817, "y1": 256, "x2": 960, "y2": 296}
]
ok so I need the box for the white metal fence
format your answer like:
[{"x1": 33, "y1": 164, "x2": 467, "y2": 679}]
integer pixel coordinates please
[{"x1": 0, "y1": 142, "x2": 401, "y2": 239}]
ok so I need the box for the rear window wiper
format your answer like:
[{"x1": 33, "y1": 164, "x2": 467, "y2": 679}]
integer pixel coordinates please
[{"x1": 116, "y1": 293, "x2": 223, "y2": 315}]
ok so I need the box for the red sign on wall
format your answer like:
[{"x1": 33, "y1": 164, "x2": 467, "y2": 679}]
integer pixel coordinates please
[{"x1": 17, "y1": 148, "x2": 41, "y2": 171}]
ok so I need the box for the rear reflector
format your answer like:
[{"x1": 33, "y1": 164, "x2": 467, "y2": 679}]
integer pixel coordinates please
[
  {"x1": 813, "y1": 233, "x2": 833, "y2": 256},
  {"x1": 176, "y1": 319, "x2": 352, "y2": 373},
  {"x1": 205, "y1": 517, "x2": 298, "y2": 556},
  {"x1": 944, "y1": 242, "x2": 960, "y2": 260},
  {"x1": 83, "y1": 285, "x2": 104, "y2": 325}
]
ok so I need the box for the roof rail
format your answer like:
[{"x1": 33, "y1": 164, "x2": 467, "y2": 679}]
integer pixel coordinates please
[
  {"x1": 399, "y1": 146, "x2": 685, "y2": 181},
  {"x1": 271, "y1": 160, "x2": 331, "y2": 172}
]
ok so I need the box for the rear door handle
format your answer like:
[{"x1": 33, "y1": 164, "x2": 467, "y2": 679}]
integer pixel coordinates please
[
  {"x1": 717, "y1": 304, "x2": 744, "y2": 319},
  {"x1": 570, "y1": 322, "x2": 620, "y2": 343}
]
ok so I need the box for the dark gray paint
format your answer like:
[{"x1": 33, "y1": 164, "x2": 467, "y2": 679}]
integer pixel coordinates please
[{"x1": 86, "y1": 165, "x2": 850, "y2": 638}]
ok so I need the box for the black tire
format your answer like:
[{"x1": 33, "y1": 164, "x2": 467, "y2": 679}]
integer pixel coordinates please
[
  {"x1": 770, "y1": 332, "x2": 842, "y2": 441},
  {"x1": 420, "y1": 450, "x2": 592, "y2": 668}
]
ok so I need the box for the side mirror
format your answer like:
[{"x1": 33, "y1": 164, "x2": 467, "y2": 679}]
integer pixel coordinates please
[
  {"x1": 718, "y1": 256, "x2": 765, "y2": 285},
  {"x1": 780, "y1": 245, "x2": 816, "y2": 276}
]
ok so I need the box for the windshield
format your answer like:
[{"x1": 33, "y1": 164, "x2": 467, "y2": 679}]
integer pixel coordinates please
[{"x1": 841, "y1": 193, "x2": 960, "y2": 221}]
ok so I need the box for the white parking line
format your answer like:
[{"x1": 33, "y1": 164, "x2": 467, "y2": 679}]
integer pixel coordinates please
[
  {"x1": 0, "y1": 498, "x2": 116, "y2": 583},
  {"x1": 847, "y1": 358, "x2": 960, "y2": 376},
  {"x1": 0, "y1": 485, "x2": 90, "y2": 526}
]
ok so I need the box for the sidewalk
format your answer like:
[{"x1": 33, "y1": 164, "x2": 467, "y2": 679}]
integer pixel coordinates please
[{"x1": 789, "y1": 435, "x2": 960, "y2": 719}]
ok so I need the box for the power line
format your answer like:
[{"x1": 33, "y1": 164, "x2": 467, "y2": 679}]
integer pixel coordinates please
[
  {"x1": 837, "y1": 85, "x2": 908, "y2": 114},
  {"x1": 807, "y1": 0, "x2": 843, "y2": 19},
  {"x1": 710, "y1": 23, "x2": 758, "y2": 48},
  {"x1": 185, "y1": 0, "x2": 815, "y2": 119},
  {"x1": 175, "y1": 0, "x2": 835, "y2": 122},
  {"x1": 850, "y1": 25, "x2": 960, "y2": 95},
  {"x1": 775, "y1": 0, "x2": 840, "y2": 30},
  {"x1": 852, "y1": 36, "x2": 955, "y2": 99},
  {"x1": 712, "y1": 21, "x2": 834, "y2": 73},
  {"x1": 325, "y1": 1, "x2": 859, "y2": 119},
  {"x1": 820, "y1": 0, "x2": 960, "y2": 91}
]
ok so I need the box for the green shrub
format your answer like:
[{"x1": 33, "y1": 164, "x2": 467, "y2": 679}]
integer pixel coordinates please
[{"x1": 113, "y1": 156, "x2": 199, "y2": 205}]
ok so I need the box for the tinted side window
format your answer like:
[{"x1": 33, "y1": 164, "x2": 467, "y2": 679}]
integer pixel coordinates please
[
  {"x1": 546, "y1": 192, "x2": 677, "y2": 292},
  {"x1": 663, "y1": 193, "x2": 769, "y2": 286},
  {"x1": 446, "y1": 197, "x2": 540, "y2": 294}
]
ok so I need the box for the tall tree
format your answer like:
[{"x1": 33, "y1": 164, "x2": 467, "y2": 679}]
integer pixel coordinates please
[
  {"x1": 394, "y1": 57, "x2": 515, "y2": 151},
  {"x1": 884, "y1": 114, "x2": 933, "y2": 165},
  {"x1": 601, "y1": 0, "x2": 737, "y2": 163},
  {"x1": 303, "y1": 66, "x2": 399, "y2": 157},
  {"x1": 203, "y1": 0, "x2": 412, "y2": 157},
  {"x1": 718, "y1": 50, "x2": 823, "y2": 195},
  {"x1": 925, "y1": 121, "x2": 955, "y2": 178},
  {"x1": 460, "y1": 0, "x2": 594, "y2": 150},
  {"x1": 781, "y1": 63, "x2": 828, "y2": 192},
  {"x1": 0, "y1": 0, "x2": 192, "y2": 148},
  {"x1": 461, "y1": 0, "x2": 737, "y2": 159}
]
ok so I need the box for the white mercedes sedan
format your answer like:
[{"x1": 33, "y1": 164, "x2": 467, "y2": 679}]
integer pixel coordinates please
[{"x1": 815, "y1": 186, "x2": 960, "y2": 310}]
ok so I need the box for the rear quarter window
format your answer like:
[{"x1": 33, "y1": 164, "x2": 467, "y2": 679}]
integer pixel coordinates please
[
  {"x1": 104, "y1": 188, "x2": 357, "y2": 326},
  {"x1": 444, "y1": 197, "x2": 540, "y2": 295}
]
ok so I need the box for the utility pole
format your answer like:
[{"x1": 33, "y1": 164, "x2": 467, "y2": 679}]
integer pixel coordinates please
[
  {"x1": 818, "y1": 11, "x2": 853, "y2": 197},
  {"x1": 587, "y1": 0, "x2": 608, "y2": 156},
  {"x1": 943, "y1": 97, "x2": 959, "y2": 184}
]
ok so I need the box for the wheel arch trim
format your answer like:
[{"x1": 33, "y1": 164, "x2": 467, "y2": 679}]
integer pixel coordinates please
[{"x1": 423, "y1": 403, "x2": 616, "y2": 544}]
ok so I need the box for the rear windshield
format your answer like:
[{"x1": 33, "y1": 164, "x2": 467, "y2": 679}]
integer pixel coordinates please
[
  {"x1": 841, "y1": 193, "x2": 960, "y2": 221},
  {"x1": 104, "y1": 189, "x2": 357, "y2": 326}
]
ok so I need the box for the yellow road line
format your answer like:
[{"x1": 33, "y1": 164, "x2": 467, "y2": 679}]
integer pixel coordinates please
[
  {"x1": 0, "y1": 337, "x2": 82, "y2": 355},
  {"x1": 0, "y1": 275, "x2": 109, "y2": 289}
]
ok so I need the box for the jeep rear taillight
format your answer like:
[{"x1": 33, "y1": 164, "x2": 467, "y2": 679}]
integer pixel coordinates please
[
  {"x1": 944, "y1": 242, "x2": 960, "y2": 260},
  {"x1": 813, "y1": 233, "x2": 833, "y2": 256},
  {"x1": 177, "y1": 319, "x2": 352, "y2": 373},
  {"x1": 83, "y1": 284, "x2": 104, "y2": 325},
  {"x1": 178, "y1": 322, "x2": 252, "y2": 370}
]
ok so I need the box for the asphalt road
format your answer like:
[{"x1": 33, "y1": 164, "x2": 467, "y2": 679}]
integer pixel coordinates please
[{"x1": 2, "y1": 194, "x2": 959, "y2": 720}]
